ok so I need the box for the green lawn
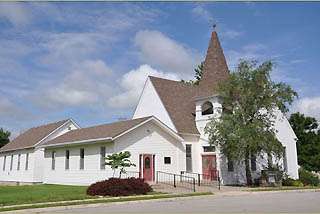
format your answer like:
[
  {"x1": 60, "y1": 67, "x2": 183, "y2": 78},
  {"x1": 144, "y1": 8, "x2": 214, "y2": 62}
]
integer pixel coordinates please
[{"x1": 0, "y1": 184, "x2": 94, "y2": 206}]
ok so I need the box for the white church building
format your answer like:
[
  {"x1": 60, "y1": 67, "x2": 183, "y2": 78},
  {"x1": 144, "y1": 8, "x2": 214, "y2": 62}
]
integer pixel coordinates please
[{"x1": 0, "y1": 31, "x2": 299, "y2": 186}]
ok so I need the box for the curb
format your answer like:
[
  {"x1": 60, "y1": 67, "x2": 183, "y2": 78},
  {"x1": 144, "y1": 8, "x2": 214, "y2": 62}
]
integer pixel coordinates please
[{"x1": 248, "y1": 188, "x2": 320, "y2": 194}]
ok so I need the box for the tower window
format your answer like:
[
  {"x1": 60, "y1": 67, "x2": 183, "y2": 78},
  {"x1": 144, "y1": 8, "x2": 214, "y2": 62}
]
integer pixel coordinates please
[{"x1": 201, "y1": 101, "x2": 213, "y2": 115}]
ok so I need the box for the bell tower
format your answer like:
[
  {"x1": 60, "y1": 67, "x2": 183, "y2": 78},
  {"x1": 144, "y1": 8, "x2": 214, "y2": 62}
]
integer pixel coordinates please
[{"x1": 195, "y1": 30, "x2": 229, "y2": 135}]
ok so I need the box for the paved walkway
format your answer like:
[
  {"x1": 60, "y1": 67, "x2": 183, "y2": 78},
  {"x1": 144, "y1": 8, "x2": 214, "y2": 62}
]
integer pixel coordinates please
[
  {"x1": 151, "y1": 182, "x2": 248, "y2": 193},
  {"x1": 6, "y1": 190, "x2": 320, "y2": 213}
]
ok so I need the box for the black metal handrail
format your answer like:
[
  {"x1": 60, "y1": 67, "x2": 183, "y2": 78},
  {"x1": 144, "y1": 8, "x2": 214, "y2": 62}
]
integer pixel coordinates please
[
  {"x1": 156, "y1": 171, "x2": 196, "y2": 192},
  {"x1": 119, "y1": 171, "x2": 141, "y2": 179},
  {"x1": 181, "y1": 171, "x2": 221, "y2": 190}
]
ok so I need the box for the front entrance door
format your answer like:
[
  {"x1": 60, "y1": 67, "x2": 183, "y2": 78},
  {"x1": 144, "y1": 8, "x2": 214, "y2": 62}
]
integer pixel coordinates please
[
  {"x1": 142, "y1": 154, "x2": 154, "y2": 181},
  {"x1": 202, "y1": 155, "x2": 217, "y2": 180}
]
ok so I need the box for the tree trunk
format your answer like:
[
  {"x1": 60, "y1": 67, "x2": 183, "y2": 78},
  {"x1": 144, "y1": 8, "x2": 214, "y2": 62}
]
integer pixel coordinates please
[{"x1": 245, "y1": 150, "x2": 253, "y2": 186}]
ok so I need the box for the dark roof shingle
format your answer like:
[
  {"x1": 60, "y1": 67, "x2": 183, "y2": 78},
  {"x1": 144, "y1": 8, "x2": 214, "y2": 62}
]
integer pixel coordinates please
[
  {"x1": 148, "y1": 31, "x2": 229, "y2": 135},
  {"x1": 0, "y1": 119, "x2": 69, "y2": 152},
  {"x1": 43, "y1": 116, "x2": 152, "y2": 146},
  {"x1": 149, "y1": 77, "x2": 199, "y2": 135}
]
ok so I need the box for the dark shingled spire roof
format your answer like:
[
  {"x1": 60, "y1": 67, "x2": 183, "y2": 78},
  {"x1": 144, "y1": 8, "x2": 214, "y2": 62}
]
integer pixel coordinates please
[
  {"x1": 148, "y1": 31, "x2": 229, "y2": 135},
  {"x1": 198, "y1": 31, "x2": 229, "y2": 97}
]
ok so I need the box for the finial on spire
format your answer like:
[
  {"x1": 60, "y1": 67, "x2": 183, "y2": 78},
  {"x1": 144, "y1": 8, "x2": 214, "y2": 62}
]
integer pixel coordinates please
[{"x1": 212, "y1": 23, "x2": 216, "y2": 31}]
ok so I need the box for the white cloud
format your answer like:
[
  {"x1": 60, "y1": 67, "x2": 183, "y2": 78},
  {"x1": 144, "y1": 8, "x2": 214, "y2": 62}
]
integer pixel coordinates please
[
  {"x1": 0, "y1": 97, "x2": 19, "y2": 118},
  {"x1": 191, "y1": 5, "x2": 213, "y2": 23},
  {"x1": 292, "y1": 97, "x2": 320, "y2": 120},
  {"x1": 0, "y1": 96, "x2": 31, "y2": 121},
  {"x1": 134, "y1": 30, "x2": 200, "y2": 79},
  {"x1": 108, "y1": 64, "x2": 179, "y2": 109},
  {"x1": 226, "y1": 43, "x2": 269, "y2": 70},
  {"x1": 0, "y1": 3, "x2": 31, "y2": 26},
  {"x1": 223, "y1": 29, "x2": 244, "y2": 40},
  {"x1": 34, "y1": 60, "x2": 113, "y2": 108}
]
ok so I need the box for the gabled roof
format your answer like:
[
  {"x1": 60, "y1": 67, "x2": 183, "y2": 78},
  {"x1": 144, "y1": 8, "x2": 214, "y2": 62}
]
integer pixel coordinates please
[
  {"x1": 0, "y1": 119, "x2": 70, "y2": 152},
  {"x1": 147, "y1": 31, "x2": 229, "y2": 135},
  {"x1": 149, "y1": 76, "x2": 199, "y2": 135},
  {"x1": 42, "y1": 116, "x2": 153, "y2": 147}
]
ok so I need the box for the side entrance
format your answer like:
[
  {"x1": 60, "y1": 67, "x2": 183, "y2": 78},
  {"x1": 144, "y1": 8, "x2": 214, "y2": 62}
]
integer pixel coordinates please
[
  {"x1": 140, "y1": 154, "x2": 155, "y2": 182},
  {"x1": 202, "y1": 154, "x2": 217, "y2": 180}
]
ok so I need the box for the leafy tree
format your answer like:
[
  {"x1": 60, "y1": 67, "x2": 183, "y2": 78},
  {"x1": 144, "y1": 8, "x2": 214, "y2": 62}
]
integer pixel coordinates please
[
  {"x1": 205, "y1": 60, "x2": 297, "y2": 185},
  {"x1": 181, "y1": 62, "x2": 204, "y2": 85},
  {"x1": 105, "y1": 151, "x2": 136, "y2": 178},
  {"x1": 289, "y1": 112, "x2": 320, "y2": 172},
  {"x1": 0, "y1": 128, "x2": 10, "y2": 148}
]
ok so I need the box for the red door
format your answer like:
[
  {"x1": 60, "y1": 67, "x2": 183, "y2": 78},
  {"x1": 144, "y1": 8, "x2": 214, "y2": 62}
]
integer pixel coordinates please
[
  {"x1": 142, "y1": 154, "x2": 154, "y2": 181},
  {"x1": 202, "y1": 155, "x2": 217, "y2": 180}
]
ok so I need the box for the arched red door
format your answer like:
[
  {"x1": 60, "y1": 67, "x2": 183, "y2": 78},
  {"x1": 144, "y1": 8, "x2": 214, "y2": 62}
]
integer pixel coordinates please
[{"x1": 142, "y1": 154, "x2": 154, "y2": 181}]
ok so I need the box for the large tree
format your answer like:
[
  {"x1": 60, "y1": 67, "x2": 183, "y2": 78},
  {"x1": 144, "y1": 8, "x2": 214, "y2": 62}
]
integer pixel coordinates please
[
  {"x1": 0, "y1": 128, "x2": 10, "y2": 148},
  {"x1": 289, "y1": 112, "x2": 320, "y2": 172},
  {"x1": 205, "y1": 60, "x2": 297, "y2": 185}
]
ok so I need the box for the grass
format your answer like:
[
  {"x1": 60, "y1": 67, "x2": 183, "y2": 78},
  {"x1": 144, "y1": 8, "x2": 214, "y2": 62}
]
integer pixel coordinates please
[
  {"x1": 0, "y1": 184, "x2": 95, "y2": 206},
  {"x1": 0, "y1": 189, "x2": 212, "y2": 212},
  {"x1": 247, "y1": 185, "x2": 320, "y2": 192}
]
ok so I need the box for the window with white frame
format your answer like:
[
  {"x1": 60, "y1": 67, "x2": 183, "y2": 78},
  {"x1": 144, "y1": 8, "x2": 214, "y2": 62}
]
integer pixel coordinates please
[
  {"x1": 65, "y1": 150, "x2": 70, "y2": 170},
  {"x1": 203, "y1": 146, "x2": 215, "y2": 152},
  {"x1": 51, "y1": 151, "x2": 56, "y2": 170},
  {"x1": 80, "y1": 148, "x2": 84, "y2": 170},
  {"x1": 3, "y1": 156, "x2": 6, "y2": 171},
  {"x1": 227, "y1": 157, "x2": 234, "y2": 172},
  {"x1": 283, "y1": 147, "x2": 288, "y2": 172},
  {"x1": 186, "y1": 144, "x2": 192, "y2": 172},
  {"x1": 251, "y1": 154, "x2": 257, "y2": 171},
  {"x1": 25, "y1": 153, "x2": 29, "y2": 170},
  {"x1": 10, "y1": 155, "x2": 13, "y2": 171},
  {"x1": 17, "y1": 154, "x2": 21, "y2": 170},
  {"x1": 164, "y1": 157, "x2": 171, "y2": 164},
  {"x1": 100, "y1": 147, "x2": 106, "y2": 170}
]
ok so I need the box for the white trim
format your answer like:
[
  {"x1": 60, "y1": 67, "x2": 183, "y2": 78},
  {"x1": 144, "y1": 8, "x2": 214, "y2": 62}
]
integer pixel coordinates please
[
  {"x1": 41, "y1": 116, "x2": 183, "y2": 149},
  {"x1": 34, "y1": 119, "x2": 76, "y2": 147},
  {"x1": 69, "y1": 118, "x2": 81, "y2": 129},
  {"x1": 132, "y1": 77, "x2": 149, "y2": 119},
  {"x1": 148, "y1": 77, "x2": 178, "y2": 132},
  {"x1": 179, "y1": 132, "x2": 200, "y2": 136},
  {"x1": 113, "y1": 116, "x2": 184, "y2": 142},
  {"x1": 194, "y1": 94, "x2": 220, "y2": 101},
  {"x1": 40, "y1": 137, "x2": 112, "y2": 148}
]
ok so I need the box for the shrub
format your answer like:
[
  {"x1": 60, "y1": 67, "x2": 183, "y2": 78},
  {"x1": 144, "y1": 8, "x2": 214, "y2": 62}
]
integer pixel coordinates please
[
  {"x1": 299, "y1": 168, "x2": 320, "y2": 186},
  {"x1": 87, "y1": 177, "x2": 152, "y2": 197},
  {"x1": 282, "y1": 177, "x2": 296, "y2": 186},
  {"x1": 292, "y1": 180, "x2": 304, "y2": 187},
  {"x1": 282, "y1": 176, "x2": 304, "y2": 187}
]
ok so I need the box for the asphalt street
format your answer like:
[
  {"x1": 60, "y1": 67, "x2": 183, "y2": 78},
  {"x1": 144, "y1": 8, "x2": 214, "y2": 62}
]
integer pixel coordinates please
[{"x1": 8, "y1": 190, "x2": 320, "y2": 213}]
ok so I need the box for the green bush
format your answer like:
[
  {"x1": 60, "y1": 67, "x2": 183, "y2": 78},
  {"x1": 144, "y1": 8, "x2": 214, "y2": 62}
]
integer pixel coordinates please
[
  {"x1": 299, "y1": 168, "x2": 320, "y2": 186},
  {"x1": 292, "y1": 180, "x2": 304, "y2": 187},
  {"x1": 282, "y1": 177, "x2": 295, "y2": 186},
  {"x1": 282, "y1": 177, "x2": 304, "y2": 187}
]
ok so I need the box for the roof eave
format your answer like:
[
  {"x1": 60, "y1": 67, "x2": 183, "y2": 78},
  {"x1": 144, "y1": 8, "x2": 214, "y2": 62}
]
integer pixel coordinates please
[{"x1": 40, "y1": 137, "x2": 113, "y2": 149}]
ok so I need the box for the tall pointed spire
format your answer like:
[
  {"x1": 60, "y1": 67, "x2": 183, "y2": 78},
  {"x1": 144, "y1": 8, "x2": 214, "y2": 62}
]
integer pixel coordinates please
[{"x1": 198, "y1": 30, "x2": 229, "y2": 96}]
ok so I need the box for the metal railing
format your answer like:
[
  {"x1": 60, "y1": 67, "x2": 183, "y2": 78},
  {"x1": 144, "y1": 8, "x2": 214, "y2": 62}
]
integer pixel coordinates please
[
  {"x1": 156, "y1": 171, "x2": 196, "y2": 192},
  {"x1": 119, "y1": 171, "x2": 141, "y2": 179},
  {"x1": 181, "y1": 171, "x2": 221, "y2": 190}
]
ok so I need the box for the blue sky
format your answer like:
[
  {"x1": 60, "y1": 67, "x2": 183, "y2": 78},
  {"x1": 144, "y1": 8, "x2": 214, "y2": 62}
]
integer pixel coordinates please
[{"x1": 0, "y1": 2, "x2": 319, "y2": 137}]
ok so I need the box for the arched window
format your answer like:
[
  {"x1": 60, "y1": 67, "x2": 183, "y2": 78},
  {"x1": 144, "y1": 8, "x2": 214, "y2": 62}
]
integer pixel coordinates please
[{"x1": 201, "y1": 101, "x2": 213, "y2": 115}]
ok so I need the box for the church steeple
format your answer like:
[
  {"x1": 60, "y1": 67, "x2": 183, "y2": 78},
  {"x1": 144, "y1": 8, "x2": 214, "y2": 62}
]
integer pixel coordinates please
[{"x1": 198, "y1": 30, "x2": 229, "y2": 96}]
